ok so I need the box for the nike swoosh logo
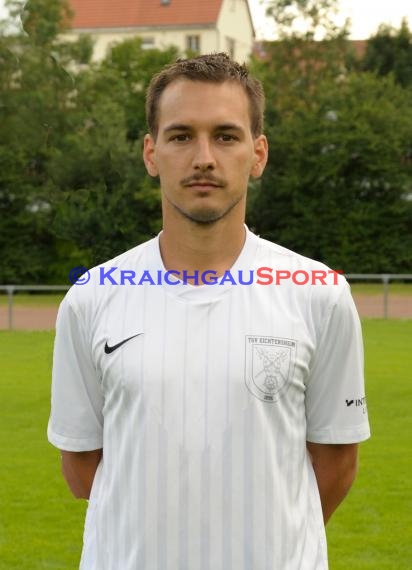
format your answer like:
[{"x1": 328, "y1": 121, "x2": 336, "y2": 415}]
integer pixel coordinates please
[{"x1": 104, "y1": 333, "x2": 143, "y2": 354}]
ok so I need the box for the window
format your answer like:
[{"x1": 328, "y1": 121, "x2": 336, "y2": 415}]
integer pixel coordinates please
[
  {"x1": 186, "y1": 35, "x2": 200, "y2": 53},
  {"x1": 141, "y1": 37, "x2": 155, "y2": 50},
  {"x1": 226, "y1": 37, "x2": 235, "y2": 59}
]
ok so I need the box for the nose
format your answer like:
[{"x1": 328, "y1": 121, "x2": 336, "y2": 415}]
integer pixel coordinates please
[{"x1": 192, "y1": 137, "x2": 216, "y2": 171}]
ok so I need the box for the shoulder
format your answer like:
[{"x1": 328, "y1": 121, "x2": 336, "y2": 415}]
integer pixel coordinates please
[
  {"x1": 250, "y1": 230, "x2": 353, "y2": 326},
  {"x1": 252, "y1": 231, "x2": 346, "y2": 285}
]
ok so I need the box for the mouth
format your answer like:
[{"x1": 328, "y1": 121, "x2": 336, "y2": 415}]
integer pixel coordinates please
[
  {"x1": 184, "y1": 179, "x2": 223, "y2": 190},
  {"x1": 187, "y1": 183, "x2": 220, "y2": 189}
]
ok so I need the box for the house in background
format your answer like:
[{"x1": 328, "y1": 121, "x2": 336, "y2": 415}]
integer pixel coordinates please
[{"x1": 65, "y1": 0, "x2": 255, "y2": 63}]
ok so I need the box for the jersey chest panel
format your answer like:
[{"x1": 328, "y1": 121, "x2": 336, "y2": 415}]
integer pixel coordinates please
[{"x1": 94, "y1": 284, "x2": 315, "y2": 449}]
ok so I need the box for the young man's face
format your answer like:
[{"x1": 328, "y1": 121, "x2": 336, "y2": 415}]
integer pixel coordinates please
[{"x1": 143, "y1": 79, "x2": 268, "y2": 225}]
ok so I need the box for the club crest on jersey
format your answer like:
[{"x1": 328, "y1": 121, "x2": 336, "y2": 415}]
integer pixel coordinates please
[{"x1": 245, "y1": 336, "x2": 297, "y2": 403}]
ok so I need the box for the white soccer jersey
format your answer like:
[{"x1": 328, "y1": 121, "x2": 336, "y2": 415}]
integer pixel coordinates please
[{"x1": 48, "y1": 228, "x2": 370, "y2": 570}]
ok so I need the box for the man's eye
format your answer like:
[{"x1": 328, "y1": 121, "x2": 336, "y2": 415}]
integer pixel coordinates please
[
  {"x1": 171, "y1": 134, "x2": 190, "y2": 142},
  {"x1": 218, "y1": 134, "x2": 237, "y2": 142}
]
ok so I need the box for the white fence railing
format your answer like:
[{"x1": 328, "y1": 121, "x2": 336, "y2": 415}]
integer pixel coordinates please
[
  {"x1": 1, "y1": 275, "x2": 412, "y2": 329},
  {"x1": 0, "y1": 285, "x2": 69, "y2": 330}
]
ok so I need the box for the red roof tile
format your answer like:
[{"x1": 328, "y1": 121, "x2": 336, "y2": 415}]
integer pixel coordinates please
[{"x1": 69, "y1": 0, "x2": 224, "y2": 29}]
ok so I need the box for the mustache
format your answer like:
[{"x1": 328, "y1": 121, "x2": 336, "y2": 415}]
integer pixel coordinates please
[{"x1": 181, "y1": 173, "x2": 226, "y2": 187}]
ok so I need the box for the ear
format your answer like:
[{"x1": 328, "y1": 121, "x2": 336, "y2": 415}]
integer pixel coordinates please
[
  {"x1": 250, "y1": 134, "x2": 268, "y2": 179},
  {"x1": 143, "y1": 133, "x2": 159, "y2": 177}
]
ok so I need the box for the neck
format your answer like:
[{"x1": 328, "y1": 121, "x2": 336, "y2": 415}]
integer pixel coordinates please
[{"x1": 160, "y1": 210, "x2": 246, "y2": 276}]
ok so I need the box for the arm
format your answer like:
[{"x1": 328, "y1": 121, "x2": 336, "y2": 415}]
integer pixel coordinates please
[
  {"x1": 306, "y1": 441, "x2": 358, "y2": 524},
  {"x1": 61, "y1": 448, "x2": 103, "y2": 499},
  {"x1": 48, "y1": 298, "x2": 104, "y2": 498}
]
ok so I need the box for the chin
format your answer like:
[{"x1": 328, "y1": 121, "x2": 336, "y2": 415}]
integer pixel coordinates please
[
  {"x1": 183, "y1": 208, "x2": 227, "y2": 224},
  {"x1": 177, "y1": 199, "x2": 242, "y2": 225}
]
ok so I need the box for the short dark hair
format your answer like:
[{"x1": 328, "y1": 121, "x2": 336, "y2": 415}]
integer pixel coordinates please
[{"x1": 145, "y1": 52, "x2": 265, "y2": 139}]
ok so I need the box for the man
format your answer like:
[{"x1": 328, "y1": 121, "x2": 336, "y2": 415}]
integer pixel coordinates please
[{"x1": 48, "y1": 53, "x2": 370, "y2": 569}]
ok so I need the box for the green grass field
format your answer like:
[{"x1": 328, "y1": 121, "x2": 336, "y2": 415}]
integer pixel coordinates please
[{"x1": 0, "y1": 321, "x2": 411, "y2": 569}]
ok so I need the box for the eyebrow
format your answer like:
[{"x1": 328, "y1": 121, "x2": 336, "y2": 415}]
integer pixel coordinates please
[
  {"x1": 163, "y1": 124, "x2": 191, "y2": 133},
  {"x1": 163, "y1": 122, "x2": 245, "y2": 134}
]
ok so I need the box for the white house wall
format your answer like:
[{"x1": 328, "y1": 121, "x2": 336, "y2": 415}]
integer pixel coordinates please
[
  {"x1": 217, "y1": 0, "x2": 254, "y2": 62},
  {"x1": 65, "y1": 28, "x2": 220, "y2": 61}
]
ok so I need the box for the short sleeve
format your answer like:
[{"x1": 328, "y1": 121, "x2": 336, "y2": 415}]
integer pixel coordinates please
[
  {"x1": 305, "y1": 284, "x2": 371, "y2": 444},
  {"x1": 47, "y1": 296, "x2": 104, "y2": 451}
]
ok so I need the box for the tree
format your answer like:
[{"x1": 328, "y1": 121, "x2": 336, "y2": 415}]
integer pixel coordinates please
[
  {"x1": 253, "y1": 0, "x2": 352, "y2": 122},
  {"x1": 360, "y1": 19, "x2": 412, "y2": 87},
  {"x1": 0, "y1": 1, "x2": 177, "y2": 283},
  {"x1": 265, "y1": 0, "x2": 346, "y2": 40},
  {"x1": 0, "y1": 0, "x2": 88, "y2": 283},
  {"x1": 7, "y1": 0, "x2": 73, "y2": 46},
  {"x1": 49, "y1": 39, "x2": 178, "y2": 270},
  {"x1": 247, "y1": 72, "x2": 412, "y2": 272},
  {"x1": 248, "y1": 0, "x2": 412, "y2": 272}
]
